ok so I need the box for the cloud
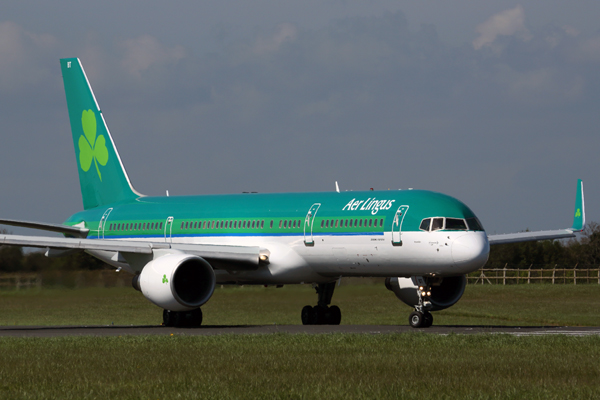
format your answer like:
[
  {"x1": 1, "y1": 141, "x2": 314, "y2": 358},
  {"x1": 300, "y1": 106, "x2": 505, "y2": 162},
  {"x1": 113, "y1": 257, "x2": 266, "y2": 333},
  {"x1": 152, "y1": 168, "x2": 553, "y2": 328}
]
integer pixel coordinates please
[
  {"x1": 253, "y1": 23, "x2": 298, "y2": 54},
  {"x1": 473, "y1": 5, "x2": 530, "y2": 50},
  {"x1": 121, "y1": 35, "x2": 185, "y2": 77},
  {"x1": 0, "y1": 21, "x2": 57, "y2": 92}
]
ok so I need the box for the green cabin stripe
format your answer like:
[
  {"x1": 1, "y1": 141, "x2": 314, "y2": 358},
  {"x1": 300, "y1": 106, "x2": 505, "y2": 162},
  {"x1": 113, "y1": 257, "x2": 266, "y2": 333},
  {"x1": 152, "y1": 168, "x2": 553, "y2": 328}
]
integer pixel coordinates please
[{"x1": 64, "y1": 190, "x2": 479, "y2": 239}]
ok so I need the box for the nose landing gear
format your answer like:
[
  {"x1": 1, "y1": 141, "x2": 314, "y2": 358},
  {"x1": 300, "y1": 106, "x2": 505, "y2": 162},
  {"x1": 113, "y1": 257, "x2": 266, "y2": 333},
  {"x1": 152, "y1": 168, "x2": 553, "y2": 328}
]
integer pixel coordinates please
[
  {"x1": 301, "y1": 282, "x2": 342, "y2": 325},
  {"x1": 409, "y1": 284, "x2": 433, "y2": 328}
]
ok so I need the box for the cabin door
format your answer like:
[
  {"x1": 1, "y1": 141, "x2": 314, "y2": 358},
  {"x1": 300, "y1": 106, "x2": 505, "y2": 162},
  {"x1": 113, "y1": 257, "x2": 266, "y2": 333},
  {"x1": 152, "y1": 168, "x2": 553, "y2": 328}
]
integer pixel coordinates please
[
  {"x1": 304, "y1": 203, "x2": 321, "y2": 246},
  {"x1": 164, "y1": 216, "x2": 174, "y2": 243},
  {"x1": 99, "y1": 208, "x2": 113, "y2": 239},
  {"x1": 391, "y1": 205, "x2": 409, "y2": 246}
]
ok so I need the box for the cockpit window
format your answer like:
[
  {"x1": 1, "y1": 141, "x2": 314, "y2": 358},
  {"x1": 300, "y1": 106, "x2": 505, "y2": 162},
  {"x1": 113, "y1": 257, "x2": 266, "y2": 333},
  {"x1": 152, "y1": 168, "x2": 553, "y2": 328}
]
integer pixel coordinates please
[
  {"x1": 431, "y1": 218, "x2": 444, "y2": 231},
  {"x1": 466, "y1": 217, "x2": 484, "y2": 231},
  {"x1": 419, "y1": 218, "x2": 431, "y2": 231},
  {"x1": 445, "y1": 218, "x2": 467, "y2": 230}
]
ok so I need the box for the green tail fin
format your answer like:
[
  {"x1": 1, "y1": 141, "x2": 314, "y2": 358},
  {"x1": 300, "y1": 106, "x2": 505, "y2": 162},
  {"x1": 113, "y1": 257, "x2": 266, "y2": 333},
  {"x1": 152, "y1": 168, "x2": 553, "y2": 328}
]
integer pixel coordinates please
[
  {"x1": 572, "y1": 179, "x2": 585, "y2": 231},
  {"x1": 60, "y1": 58, "x2": 142, "y2": 210}
]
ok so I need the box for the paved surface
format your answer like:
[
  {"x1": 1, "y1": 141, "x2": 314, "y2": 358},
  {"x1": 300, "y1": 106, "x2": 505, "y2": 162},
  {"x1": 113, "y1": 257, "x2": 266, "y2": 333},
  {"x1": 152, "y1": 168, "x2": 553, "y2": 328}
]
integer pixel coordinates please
[{"x1": 1, "y1": 324, "x2": 600, "y2": 337}]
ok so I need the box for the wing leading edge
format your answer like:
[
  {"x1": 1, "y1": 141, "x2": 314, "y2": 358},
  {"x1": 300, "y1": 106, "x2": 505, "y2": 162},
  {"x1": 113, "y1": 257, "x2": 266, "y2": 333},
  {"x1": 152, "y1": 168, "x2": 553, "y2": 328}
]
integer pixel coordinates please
[
  {"x1": 487, "y1": 179, "x2": 585, "y2": 245},
  {"x1": 0, "y1": 233, "x2": 267, "y2": 269}
]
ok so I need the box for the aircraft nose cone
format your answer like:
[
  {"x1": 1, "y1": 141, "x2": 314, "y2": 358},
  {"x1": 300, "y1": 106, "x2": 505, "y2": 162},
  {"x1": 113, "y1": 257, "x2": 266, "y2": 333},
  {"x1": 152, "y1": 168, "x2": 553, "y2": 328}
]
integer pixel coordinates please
[{"x1": 452, "y1": 233, "x2": 490, "y2": 273}]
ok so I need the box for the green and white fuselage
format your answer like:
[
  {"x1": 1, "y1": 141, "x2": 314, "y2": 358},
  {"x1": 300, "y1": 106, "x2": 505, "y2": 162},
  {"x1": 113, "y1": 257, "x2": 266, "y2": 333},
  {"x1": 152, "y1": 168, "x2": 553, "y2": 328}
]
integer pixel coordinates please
[{"x1": 65, "y1": 190, "x2": 490, "y2": 283}]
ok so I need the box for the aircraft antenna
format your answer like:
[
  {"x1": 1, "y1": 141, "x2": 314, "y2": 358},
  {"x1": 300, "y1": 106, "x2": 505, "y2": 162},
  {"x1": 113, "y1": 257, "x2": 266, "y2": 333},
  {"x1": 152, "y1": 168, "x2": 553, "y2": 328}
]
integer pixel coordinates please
[{"x1": 335, "y1": 181, "x2": 340, "y2": 193}]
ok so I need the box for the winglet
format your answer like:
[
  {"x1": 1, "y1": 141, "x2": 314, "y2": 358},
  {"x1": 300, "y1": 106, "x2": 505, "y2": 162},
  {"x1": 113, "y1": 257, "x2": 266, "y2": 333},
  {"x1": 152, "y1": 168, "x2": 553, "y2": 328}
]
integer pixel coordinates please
[{"x1": 572, "y1": 179, "x2": 585, "y2": 232}]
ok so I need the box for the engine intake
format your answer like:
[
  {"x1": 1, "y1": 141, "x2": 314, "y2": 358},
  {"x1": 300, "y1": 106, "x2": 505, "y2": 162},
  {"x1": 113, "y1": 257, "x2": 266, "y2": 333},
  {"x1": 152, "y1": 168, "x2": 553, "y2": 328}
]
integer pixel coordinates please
[
  {"x1": 385, "y1": 275, "x2": 466, "y2": 311},
  {"x1": 137, "y1": 253, "x2": 216, "y2": 312}
]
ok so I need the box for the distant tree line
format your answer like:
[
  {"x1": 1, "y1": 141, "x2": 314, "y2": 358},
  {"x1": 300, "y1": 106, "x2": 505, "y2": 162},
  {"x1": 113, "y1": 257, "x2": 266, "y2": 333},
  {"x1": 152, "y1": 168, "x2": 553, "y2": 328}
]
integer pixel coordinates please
[{"x1": 1, "y1": 223, "x2": 599, "y2": 273}]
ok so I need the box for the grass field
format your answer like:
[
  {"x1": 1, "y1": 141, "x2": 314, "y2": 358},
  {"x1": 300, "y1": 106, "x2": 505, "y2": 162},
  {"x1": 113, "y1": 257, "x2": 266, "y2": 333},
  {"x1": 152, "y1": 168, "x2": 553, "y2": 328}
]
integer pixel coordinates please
[
  {"x1": 1, "y1": 284, "x2": 600, "y2": 399},
  {"x1": 0, "y1": 334, "x2": 599, "y2": 399},
  {"x1": 1, "y1": 282, "x2": 600, "y2": 326}
]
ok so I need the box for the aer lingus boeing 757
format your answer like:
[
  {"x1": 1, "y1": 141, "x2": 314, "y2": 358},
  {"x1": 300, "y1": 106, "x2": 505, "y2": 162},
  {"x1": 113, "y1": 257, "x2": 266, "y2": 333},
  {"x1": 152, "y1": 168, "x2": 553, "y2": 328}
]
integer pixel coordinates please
[{"x1": 0, "y1": 58, "x2": 586, "y2": 328}]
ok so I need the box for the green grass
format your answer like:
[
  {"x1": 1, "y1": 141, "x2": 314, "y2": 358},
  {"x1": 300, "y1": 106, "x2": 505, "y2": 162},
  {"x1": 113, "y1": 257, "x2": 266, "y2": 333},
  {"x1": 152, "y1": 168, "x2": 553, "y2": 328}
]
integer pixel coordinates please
[
  {"x1": 1, "y1": 283, "x2": 600, "y2": 326},
  {"x1": 0, "y1": 334, "x2": 599, "y2": 399},
  {"x1": 1, "y1": 285, "x2": 600, "y2": 399}
]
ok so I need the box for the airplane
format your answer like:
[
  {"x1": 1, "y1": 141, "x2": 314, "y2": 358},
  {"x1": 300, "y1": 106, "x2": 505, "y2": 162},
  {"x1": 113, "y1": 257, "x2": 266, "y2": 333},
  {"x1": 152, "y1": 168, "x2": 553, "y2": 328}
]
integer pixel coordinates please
[{"x1": 0, "y1": 58, "x2": 586, "y2": 328}]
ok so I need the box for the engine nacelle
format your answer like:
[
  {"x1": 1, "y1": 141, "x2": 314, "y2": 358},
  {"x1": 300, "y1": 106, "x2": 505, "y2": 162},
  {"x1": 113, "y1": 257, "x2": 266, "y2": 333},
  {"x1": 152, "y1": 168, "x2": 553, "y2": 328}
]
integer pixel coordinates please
[
  {"x1": 385, "y1": 275, "x2": 466, "y2": 311},
  {"x1": 135, "y1": 253, "x2": 216, "y2": 312}
]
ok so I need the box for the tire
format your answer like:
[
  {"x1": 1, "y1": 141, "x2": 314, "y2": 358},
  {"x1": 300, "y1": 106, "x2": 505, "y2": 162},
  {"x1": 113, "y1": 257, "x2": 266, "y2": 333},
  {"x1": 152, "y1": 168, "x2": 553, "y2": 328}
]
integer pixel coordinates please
[
  {"x1": 423, "y1": 312, "x2": 433, "y2": 328},
  {"x1": 328, "y1": 305, "x2": 342, "y2": 325},
  {"x1": 314, "y1": 305, "x2": 327, "y2": 325},
  {"x1": 301, "y1": 305, "x2": 316, "y2": 325},
  {"x1": 172, "y1": 311, "x2": 186, "y2": 327},
  {"x1": 409, "y1": 311, "x2": 424, "y2": 328},
  {"x1": 188, "y1": 308, "x2": 203, "y2": 328},
  {"x1": 163, "y1": 309, "x2": 175, "y2": 327}
]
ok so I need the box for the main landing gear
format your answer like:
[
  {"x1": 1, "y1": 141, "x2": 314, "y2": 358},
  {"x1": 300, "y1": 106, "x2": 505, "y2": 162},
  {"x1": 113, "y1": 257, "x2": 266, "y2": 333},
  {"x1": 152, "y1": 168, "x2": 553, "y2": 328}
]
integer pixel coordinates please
[
  {"x1": 301, "y1": 282, "x2": 342, "y2": 325},
  {"x1": 163, "y1": 308, "x2": 203, "y2": 328},
  {"x1": 409, "y1": 282, "x2": 434, "y2": 328}
]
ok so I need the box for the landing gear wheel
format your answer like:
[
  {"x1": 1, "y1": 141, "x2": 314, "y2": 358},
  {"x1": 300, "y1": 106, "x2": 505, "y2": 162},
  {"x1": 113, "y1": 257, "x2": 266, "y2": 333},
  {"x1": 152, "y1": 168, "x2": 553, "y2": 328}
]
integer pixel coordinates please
[
  {"x1": 163, "y1": 309, "x2": 175, "y2": 327},
  {"x1": 172, "y1": 311, "x2": 185, "y2": 327},
  {"x1": 301, "y1": 305, "x2": 318, "y2": 325},
  {"x1": 187, "y1": 308, "x2": 203, "y2": 328},
  {"x1": 422, "y1": 312, "x2": 433, "y2": 328},
  {"x1": 409, "y1": 311, "x2": 424, "y2": 328},
  {"x1": 328, "y1": 305, "x2": 342, "y2": 325}
]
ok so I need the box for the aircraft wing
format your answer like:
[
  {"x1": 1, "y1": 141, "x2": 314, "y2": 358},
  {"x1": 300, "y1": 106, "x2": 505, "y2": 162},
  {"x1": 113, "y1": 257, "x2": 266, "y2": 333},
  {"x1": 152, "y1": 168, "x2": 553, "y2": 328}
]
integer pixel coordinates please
[
  {"x1": 0, "y1": 218, "x2": 89, "y2": 238},
  {"x1": 0, "y1": 233, "x2": 266, "y2": 268},
  {"x1": 488, "y1": 229, "x2": 576, "y2": 245},
  {"x1": 487, "y1": 179, "x2": 585, "y2": 245}
]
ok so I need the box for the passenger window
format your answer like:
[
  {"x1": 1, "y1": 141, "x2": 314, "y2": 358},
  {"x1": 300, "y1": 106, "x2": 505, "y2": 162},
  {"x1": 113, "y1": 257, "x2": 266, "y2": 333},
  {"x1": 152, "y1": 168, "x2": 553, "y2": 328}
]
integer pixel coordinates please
[
  {"x1": 335, "y1": 220, "x2": 338, "y2": 228},
  {"x1": 159, "y1": 222, "x2": 163, "y2": 230},
  {"x1": 261, "y1": 221, "x2": 265, "y2": 229},
  {"x1": 359, "y1": 220, "x2": 362, "y2": 227},
  {"x1": 369, "y1": 219, "x2": 372, "y2": 227},
  {"x1": 321, "y1": 221, "x2": 324, "y2": 228},
  {"x1": 349, "y1": 220, "x2": 353, "y2": 227},
  {"x1": 445, "y1": 218, "x2": 467, "y2": 230},
  {"x1": 284, "y1": 221, "x2": 287, "y2": 228},
  {"x1": 431, "y1": 218, "x2": 444, "y2": 231},
  {"x1": 279, "y1": 221, "x2": 282, "y2": 229},
  {"x1": 269, "y1": 220, "x2": 273, "y2": 229},
  {"x1": 380, "y1": 218, "x2": 384, "y2": 227},
  {"x1": 298, "y1": 220, "x2": 301, "y2": 228},
  {"x1": 420, "y1": 218, "x2": 431, "y2": 231}
]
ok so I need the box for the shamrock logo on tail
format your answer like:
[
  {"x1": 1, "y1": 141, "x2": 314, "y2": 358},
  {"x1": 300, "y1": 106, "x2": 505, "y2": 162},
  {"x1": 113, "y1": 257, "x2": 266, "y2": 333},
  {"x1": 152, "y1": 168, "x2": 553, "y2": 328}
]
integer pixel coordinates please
[{"x1": 78, "y1": 110, "x2": 108, "y2": 181}]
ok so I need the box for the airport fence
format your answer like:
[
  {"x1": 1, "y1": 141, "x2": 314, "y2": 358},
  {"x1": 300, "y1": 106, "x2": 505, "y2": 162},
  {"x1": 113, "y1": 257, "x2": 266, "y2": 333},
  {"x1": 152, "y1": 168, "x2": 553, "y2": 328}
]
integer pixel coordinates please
[
  {"x1": 467, "y1": 265, "x2": 600, "y2": 285},
  {"x1": 0, "y1": 270, "x2": 133, "y2": 290},
  {"x1": 1, "y1": 266, "x2": 599, "y2": 290}
]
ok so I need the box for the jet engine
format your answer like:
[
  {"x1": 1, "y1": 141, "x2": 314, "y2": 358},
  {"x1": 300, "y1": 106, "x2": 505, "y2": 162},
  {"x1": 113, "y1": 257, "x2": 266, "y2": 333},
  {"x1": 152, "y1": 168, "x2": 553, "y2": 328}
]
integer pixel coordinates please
[
  {"x1": 133, "y1": 253, "x2": 216, "y2": 312},
  {"x1": 385, "y1": 275, "x2": 466, "y2": 311}
]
